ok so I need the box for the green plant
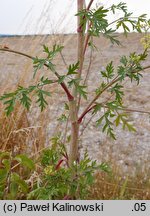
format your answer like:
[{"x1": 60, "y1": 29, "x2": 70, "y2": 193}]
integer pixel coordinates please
[
  {"x1": 0, "y1": 1, "x2": 150, "y2": 200},
  {"x1": 27, "y1": 141, "x2": 110, "y2": 200},
  {"x1": 0, "y1": 151, "x2": 34, "y2": 199},
  {"x1": 0, "y1": 142, "x2": 110, "y2": 200}
]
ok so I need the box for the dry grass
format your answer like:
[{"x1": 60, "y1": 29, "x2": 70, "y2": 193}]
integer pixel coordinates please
[
  {"x1": 89, "y1": 164, "x2": 150, "y2": 200},
  {"x1": 0, "y1": 106, "x2": 45, "y2": 155}
]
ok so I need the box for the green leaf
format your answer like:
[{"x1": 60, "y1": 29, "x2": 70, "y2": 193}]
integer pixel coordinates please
[
  {"x1": 15, "y1": 154, "x2": 35, "y2": 170},
  {"x1": 96, "y1": 110, "x2": 116, "y2": 140},
  {"x1": 103, "y1": 29, "x2": 121, "y2": 45},
  {"x1": 76, "y1": 6, "x2": 109, "y2": 37},
  {"x1": 120, "y1": 55, "x2": 128, "y2": 66},
  {"x1": 101, "y1": 61, "x2": 114, "y2": 80},
  {"x1": 67, "y1": 62, "x2": 79, "y2": 75},
  {"x1": 33, "y1": 57, "x2": 45, "y2": 78},
  {"x1": 0, "y1": 76, "x2": 54, "y2": 115},
  {"x1": 92, "y1": 104, "x2": 101, "y2": 114},
  {"x1": 110, "y1": 2, "x2": 128, "y2": 15},
  {"x1": 116, "y1": 113, "x2": 136, "y2": 132},
  {"x1": 95, "y1": 82, "x2": 107, "y2": 95},
  {"x1": 27, "y1": 188, "x2": 48, "y2": 200},
  {"x1": 86, "y1": 172, "x2": 94, "y2": 185},
  {"x1": 20, "y1": 92, "x2": 31, "y2": 110},
  {"x1": 115, "y1": 13, "x2": 148, "y2": 35},
  {"x1": 117, "y1": 65, "x2": 127, "y2": 81},
  {"x1": 43, "y1": 44, "x2": 64, "y2": 59},
  {"x1": 0, "y1": 92, "x2": 16, "y2": 100},
  {"x1": 39, "y1": 89, "x2": 51, "y2": 97},
  {"x1": 41, "y1": 148, "x2": 59, "y2": 167},
  {"x1": 2, "y1": 159, "x2": 11, "y2": 171},
  {"x1": 43, "y1": 44, "x2": 49, "y2": 53},
  {"x1": 107, "y1": 127, "x2": 116, "y2": 140},
  {"x1": 122, "y1": 21, "x2": 130, "y2": 33},
  {"x1": 0, "y1": 92, "x2": 17, "y2": 116},
  {"x1": 106, "y1": 101, "x2": 121, "y2": 111},
  {"x1": 5, "y1": 100, "x2": 16, "y2": 116},
  {"x1": 64, "y1": 103, "x2": 69, "y2": 111},
  {"x1": 115, "y1": 115, "x2": 121, "y2": 127},
  {"x1": 99, "y1": 162, "x2": 111, "y2": 173},
  {"x1": 0, "y1": 169, "x2": 7, "y2": 183},
  {"x1": 33, "y1": 44, "x2": 63, "y2": 78},
  {"x1": 11, "y1": 173, "x2": 28, "y2": 193},
  {"x1": 118, "y1": 51, "x2": 147, "y2": 84},
  {"x1": 123, "y1": 121, "x2": 136, "y2": 132},
  {"x1": 110, "y1": 83, "x2": 124, "y2": 103},
  {"x1": 40, "y1": 76, "x2": 54, "y2": 85},
  {"x1": 96, "y1": 115, "x2": 105, "y2": 126},
  {"x1": 36, "y1": 89, "x2": 50, "y2": 111},
  {"x1": 75, "y1": 84, "x2": 87, "y2": 99},
  {"x1": 57, "y1": 114, "x2": 67, "y2": 122},
  {"x1": 10, "y1": 182, "x2": 18, "y2": 198}
]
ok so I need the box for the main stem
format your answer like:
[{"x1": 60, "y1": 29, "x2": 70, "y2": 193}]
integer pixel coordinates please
[{"x1": 69, "y1": 0, "x2": 84, "y2": 165}]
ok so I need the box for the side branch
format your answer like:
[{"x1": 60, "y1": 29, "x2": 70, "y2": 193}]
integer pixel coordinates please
[
  {"x1": 0, "y1": 48, "x2": 74, "y2": 101},
  {"x1": 78, "y1": 76, "x2": 120, "y2": 123},
  {"x1": 87, "y1": 0, "x2": 95, "y2": 10},
  {"x1": 78, "y1": 65, "x2": 150, "y2": 123},
  {"x1": 78, "y1": 103, "x2": 150, "y2": 124},
  {"x1": 108, "y1": 16, "x2": 144, "y2": 27}
]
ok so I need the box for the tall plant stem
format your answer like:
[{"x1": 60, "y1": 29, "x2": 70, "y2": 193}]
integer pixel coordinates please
[
  {"x1": 69, "y1": 99, "x2": 79, "y2": 164},
  {"x1": 77, "y1": 2, "x2": 94, "y2": 111},
  {"x1": 69, "y1": 0, "x2": 85, "y2": 165},
  {"x1": 77, "y1": 0, "x2": 85, "y2": 80},
  {"x1": 77, "y1": 1, "x2": 94, "y2": 110}
]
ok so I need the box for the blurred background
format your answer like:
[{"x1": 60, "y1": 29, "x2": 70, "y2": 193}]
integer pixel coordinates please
[{"x1": 0, "y1": 0, "x2": 150, "y2": 35}]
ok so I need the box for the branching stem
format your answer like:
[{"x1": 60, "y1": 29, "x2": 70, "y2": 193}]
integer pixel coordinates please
[
  {"x1": 0, "y1": 48, "x2": 74, "y2": 101},
  {"x1": 78, "y1": 65, "x2": 150, "y2": 123}
]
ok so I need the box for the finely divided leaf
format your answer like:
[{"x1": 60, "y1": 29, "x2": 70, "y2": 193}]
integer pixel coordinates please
[
  {"x1": 101, "y1": 61, "x2": 115, "y2": 80},
  {"x1": 67, "y1": 62, "x2": 79, "y2": 75},
  {"x1": 36, "y1": 89, "x2": 50, "y2": 111}
]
